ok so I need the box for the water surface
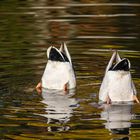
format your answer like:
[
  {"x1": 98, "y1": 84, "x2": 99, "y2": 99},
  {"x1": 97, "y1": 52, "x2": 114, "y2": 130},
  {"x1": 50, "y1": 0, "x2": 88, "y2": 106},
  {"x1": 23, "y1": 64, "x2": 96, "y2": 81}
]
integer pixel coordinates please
[{"x1": 0, "y1": 0, "x2": 140, "y2": 139}]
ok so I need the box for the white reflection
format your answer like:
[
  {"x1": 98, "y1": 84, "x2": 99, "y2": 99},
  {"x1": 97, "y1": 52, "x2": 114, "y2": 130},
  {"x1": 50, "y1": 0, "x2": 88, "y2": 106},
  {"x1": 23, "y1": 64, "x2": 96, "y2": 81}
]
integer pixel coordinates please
[
  {"x1": 67, "y1": 3, "x2": 140, "y2": 7},
  {"x1": 61, "y1": 14, "x2": 136, "y2": 18},
  {"x1": 101, "y1": 103, "x2": 133, "y2": 135},
  {"x1": 39, "y1": 88, "x2": 78, "y2": 131}
]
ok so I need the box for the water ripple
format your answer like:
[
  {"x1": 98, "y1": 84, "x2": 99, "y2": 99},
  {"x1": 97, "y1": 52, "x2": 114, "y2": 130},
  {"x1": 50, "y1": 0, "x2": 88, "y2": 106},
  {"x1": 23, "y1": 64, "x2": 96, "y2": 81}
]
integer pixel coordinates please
[
  {"x1": 68, "y1": 3, "x2": 140, "y2": 7},
  {"x1": 61, "y1": 14, "x2": 136, "y2": 18},
  {"x1": 76, "y1": 36, "x2": 137, "y2": 39}
]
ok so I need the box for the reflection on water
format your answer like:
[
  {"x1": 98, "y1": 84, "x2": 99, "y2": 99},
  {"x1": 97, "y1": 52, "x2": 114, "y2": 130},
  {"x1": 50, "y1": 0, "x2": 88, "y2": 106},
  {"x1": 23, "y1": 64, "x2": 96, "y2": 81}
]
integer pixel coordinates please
[
  {"x1": 101, "y1": 104, "x2": 132, "y2": 135},
  {"x1": 0, "y1": 0, "x2": 140, "y2": 139},
  {"x1": 38, "y1": 89, "x2": 78, "y2": 132}
]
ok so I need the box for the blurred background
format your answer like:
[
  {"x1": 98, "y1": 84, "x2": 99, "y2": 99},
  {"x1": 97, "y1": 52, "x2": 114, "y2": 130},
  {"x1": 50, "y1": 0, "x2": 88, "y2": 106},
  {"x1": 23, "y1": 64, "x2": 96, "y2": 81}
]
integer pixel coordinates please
[{"x1": 0, "y1": 0, "x2": 140, "y2": 139}]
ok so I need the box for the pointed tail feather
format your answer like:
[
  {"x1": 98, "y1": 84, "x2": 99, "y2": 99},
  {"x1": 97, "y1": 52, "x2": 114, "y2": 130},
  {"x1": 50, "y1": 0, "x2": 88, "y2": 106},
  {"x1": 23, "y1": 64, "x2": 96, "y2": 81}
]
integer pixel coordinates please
[
  {"x1": 59, "y1": 42, "x2": 72, "y2": 65},
  {"x1": 105, "y1": 50, "x2": 121, "y2": 73}
]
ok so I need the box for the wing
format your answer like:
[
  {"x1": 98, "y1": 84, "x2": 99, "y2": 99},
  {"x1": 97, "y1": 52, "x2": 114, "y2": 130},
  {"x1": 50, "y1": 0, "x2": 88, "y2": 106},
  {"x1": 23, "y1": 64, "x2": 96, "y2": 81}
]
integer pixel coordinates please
[{"x1": 99, "y1": 73, "x2": 109, "y2": 102}]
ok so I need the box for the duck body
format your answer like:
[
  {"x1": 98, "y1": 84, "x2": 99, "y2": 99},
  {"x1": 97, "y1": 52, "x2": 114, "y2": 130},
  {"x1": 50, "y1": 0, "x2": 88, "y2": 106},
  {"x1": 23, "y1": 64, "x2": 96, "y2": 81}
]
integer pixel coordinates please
[
  {"x1": 99, "y1": 51, "x2": 136, "y2": 103},
  {"x1": 100, "y1": 70, "x2": 134, "y2": 102},
  {"x1": 42, "y1": 60, "x2": 76, "y2": 90},
  {"x1": 41, "y1": 43, "x2": 76, "y2": 90}
]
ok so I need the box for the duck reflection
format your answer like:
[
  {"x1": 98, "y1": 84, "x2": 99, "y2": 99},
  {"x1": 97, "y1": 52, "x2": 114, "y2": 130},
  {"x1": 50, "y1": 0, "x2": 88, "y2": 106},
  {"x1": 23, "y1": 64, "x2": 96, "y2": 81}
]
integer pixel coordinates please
[
  {"x1": 100, "y1": 103, "x2": 133, "y2": 136},
  {"x1": 39, "y1": 88, "x2": 78, "y2": 132}
]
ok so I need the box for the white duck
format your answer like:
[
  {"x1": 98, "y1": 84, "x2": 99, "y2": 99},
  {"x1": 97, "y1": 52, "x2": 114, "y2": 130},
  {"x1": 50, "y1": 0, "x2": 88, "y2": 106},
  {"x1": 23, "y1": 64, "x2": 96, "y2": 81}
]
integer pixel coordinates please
[
  {"x1": 36, "y1": 42, "x2": 76, "y2": 92},
  {"x1": 99, "y1": 50, "x2": 139, "y2": 103}
]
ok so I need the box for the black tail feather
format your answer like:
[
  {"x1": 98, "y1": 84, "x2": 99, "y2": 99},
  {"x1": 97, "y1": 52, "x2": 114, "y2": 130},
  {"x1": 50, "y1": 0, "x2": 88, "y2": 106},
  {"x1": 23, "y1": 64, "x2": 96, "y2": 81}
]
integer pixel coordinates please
[
  {"x1": 110, "y1": 59, "x2": 130, "y2": 71},
  {"x1": 49, "y1": 47, "x2": 65, "y2": 62}
]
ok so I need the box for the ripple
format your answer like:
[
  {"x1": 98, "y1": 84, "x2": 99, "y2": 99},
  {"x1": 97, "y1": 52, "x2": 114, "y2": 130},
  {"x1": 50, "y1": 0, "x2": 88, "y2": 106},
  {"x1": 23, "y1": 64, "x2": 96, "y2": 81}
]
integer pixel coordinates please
[
  {"x1": 84, "y1": 48, "x2": 140, "y2": 53},
  {"x1": 18, "y1": 3, "x2": 140, "y2": 9},
  {"x1": 61, "y1": 14, "x2": 136, "y2": 18},
  {"x1": 47, "y1": 19, "x2": 75, "y2": 22},
  {"x1": 19, "y1": 6, "x2": 66, "y2": 9},
  {"x1": 76, "y1": 36, "x2": 137, "y2": 39},
  {"x1": 68, "y1": 3, "x2": 140, "y2": 7},
  {"x1": 0, "y1": 12, "x2": 35, "y2": 15}
]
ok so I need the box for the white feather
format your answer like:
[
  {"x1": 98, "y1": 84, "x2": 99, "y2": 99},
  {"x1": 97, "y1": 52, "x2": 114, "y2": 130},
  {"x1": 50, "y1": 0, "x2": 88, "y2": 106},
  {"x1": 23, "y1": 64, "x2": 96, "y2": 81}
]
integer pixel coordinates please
[
  {"x1": 42, "y1": 61, "x2": 68, "y2": 89},
  {"x1": 59, "y1": 42, "x2": 72, "y2": 65},
  {"x1": 100, "y1": 71, "x2": 134, "y2": 102},
  {"x1": 105, "y1": 51, "x2": 121, "y2": 73},
  {"x1": 42, "y1": 61, "x2": 76, "y2": 90},
  {"x1": 47, "y1": 46, "x2": 52, "y2": 59}
]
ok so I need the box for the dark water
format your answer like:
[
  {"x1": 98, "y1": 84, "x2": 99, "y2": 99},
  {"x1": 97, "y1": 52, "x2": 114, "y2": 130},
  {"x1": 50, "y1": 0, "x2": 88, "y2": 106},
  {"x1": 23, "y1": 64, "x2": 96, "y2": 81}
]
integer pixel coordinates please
[{"x1": 0, "y1": 0, "x2": 140, "y2": 139}]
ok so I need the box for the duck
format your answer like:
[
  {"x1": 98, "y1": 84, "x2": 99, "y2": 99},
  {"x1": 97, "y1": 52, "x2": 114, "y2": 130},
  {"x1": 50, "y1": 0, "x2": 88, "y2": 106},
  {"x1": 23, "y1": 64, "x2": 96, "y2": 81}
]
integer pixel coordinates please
[
  {"x1": 36, "y1": 42, "x2": 76, "y2": 93},
  {"x1": 99, "y1": 50, "x2": 139, "y2": 104}
]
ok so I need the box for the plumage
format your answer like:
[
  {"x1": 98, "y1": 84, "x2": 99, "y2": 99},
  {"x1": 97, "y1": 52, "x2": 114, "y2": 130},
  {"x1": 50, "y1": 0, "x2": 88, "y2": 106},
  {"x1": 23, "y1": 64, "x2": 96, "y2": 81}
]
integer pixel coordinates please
[
  {"x1": 59, "y1": 42, "x2": 72, "y2": 64},
  {"x1": 41, "y1": 43, "x2": 76, "y2": 90},
  {"x1": 48, "y1": 47, "x2": 65, "y2": 62},
  {"x1": 99, "y1": 51, "x2": 137, "y2": 102}
]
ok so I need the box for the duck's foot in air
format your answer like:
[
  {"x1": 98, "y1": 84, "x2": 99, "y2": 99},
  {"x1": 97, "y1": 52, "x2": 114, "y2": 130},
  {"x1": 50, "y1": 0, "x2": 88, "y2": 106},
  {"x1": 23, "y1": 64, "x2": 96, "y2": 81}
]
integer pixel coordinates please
[
  {"x1": 106, "y1": 95, "x2": 111, "y2": 104},
  {"x1": 133, "y1": 95, "x2": 140, "y2": 103},
  {"x1": 36, "y1": 82, "x2": 42, "y2": 94}
]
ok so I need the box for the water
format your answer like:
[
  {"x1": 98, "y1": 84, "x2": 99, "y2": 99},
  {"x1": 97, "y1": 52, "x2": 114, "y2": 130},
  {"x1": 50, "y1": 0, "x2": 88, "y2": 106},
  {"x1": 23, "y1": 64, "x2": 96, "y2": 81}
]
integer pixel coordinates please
[{"x1": 0, "y1": 0, "x2": 140, "y2": 139}]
